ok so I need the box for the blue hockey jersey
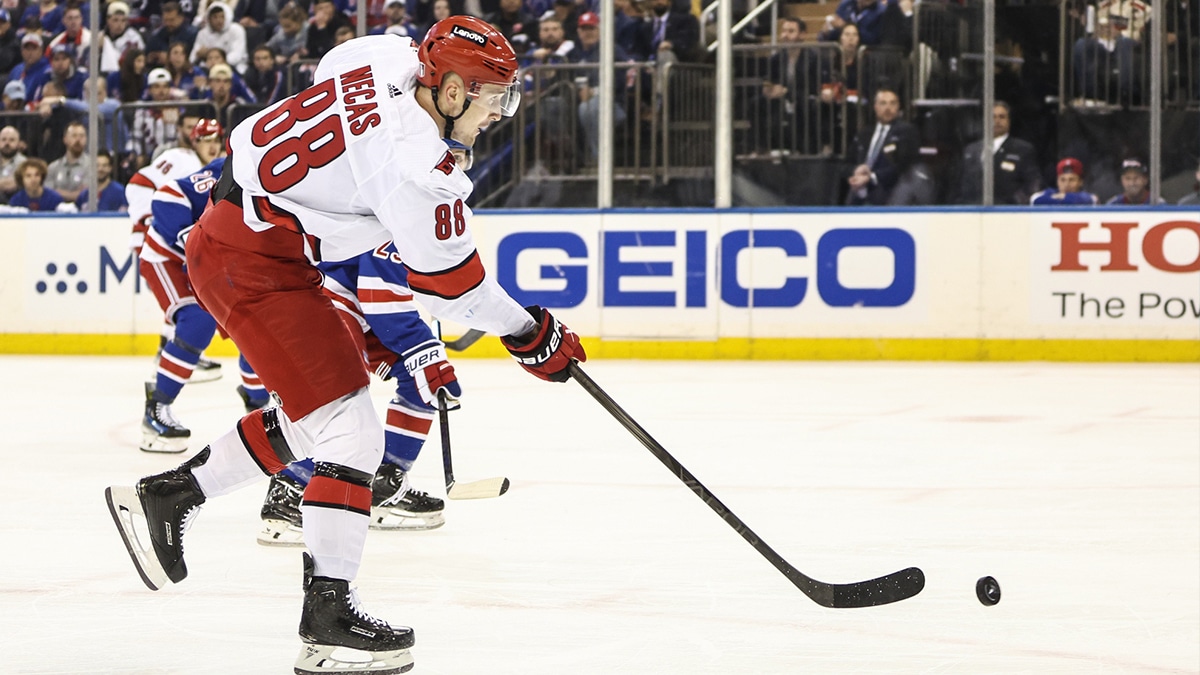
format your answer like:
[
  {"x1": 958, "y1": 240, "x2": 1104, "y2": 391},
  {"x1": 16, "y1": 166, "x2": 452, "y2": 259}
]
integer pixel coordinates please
[
  {"x1": 143, "y1": 157, "x2": 227, "y2": 262},
  {"x1": 1030, "y1": 188, "x2": 1099, "y2": 206},
  {"x1": 319, "y1": 242, "x2": 433, "y2": 363}
]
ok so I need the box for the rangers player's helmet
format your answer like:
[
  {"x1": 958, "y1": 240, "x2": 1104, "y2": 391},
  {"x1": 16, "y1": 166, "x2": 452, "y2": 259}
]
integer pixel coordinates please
[
  {"x1": 189, "y1": 118, "x2": 223, "y2": 141},
  {"x1": 417, "y1": 16, "x2": 520, "y2": 116}
]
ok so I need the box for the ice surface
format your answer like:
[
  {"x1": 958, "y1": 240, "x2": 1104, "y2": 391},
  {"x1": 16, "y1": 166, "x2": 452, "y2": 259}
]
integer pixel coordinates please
[{"x1": 1, "y1": 356, "x2": 1197, "y2": 674}]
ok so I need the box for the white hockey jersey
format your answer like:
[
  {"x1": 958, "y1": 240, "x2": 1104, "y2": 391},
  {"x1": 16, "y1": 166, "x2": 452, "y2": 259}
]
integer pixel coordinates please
[
  {"x1": 227, "y1": 34, "x2": 534, "y2": 338},
  {"x1": 126, "y1": 147, "x2": 203, "y2": 251}
]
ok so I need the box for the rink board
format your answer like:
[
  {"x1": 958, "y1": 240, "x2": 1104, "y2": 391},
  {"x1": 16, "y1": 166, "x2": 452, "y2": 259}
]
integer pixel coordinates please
[{"x1": 0, "y1": 208, "x2": 1196, "y2": 361}]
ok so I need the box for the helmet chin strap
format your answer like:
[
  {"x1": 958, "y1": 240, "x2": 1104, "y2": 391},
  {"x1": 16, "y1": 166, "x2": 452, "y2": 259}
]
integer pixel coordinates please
[{"x1": 431, "y1": 85, "x2": 472, "y2": 144}]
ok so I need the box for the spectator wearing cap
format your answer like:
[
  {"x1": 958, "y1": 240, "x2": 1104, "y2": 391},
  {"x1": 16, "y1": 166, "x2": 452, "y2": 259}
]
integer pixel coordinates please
[
  {"x1": 486, "y1": 0, "x2": 539, "y2": 56},
  {"x1": 128, "y1": 67, "x2": 183, "y2": 166},
  {"x1": 99, "y1": 2, "x2": 146, "y2": 74},
  {"x1": 1179, "y1": 161, "x2": 1200, "y2": 206},
  {"x1": 1031, "y1": 158, "x2": 1099, "y2": 205},
  {"x1": 10, "y1": 33, "x2": 50, "y2": 97},
  {"x1": 198, "y1": 47, "x2": 257, "y2": 100},
  {"x1": 0, "y1": 125, "x2": 28, "y2": 200},
  {"x1": 370, "y1": 0, "x2": 418, "y2": 37},
  {"x1": 76, "y1": 150, "x2": 129, "y2": 212},
  {"x1": 0, "y1": 9, "x2": 20, "y2": 77},
  {"x1": 45, "y1": 120, "x2": 90, "y2": 203},
  {"x1": 191, "y1": 3, "x2": 248, "y2": 73},
  {"x1": 9, "y1": 157, "x2": 64, "y2": 212},
  {"x1": 47, "y1": 6, "x2": 92, "y2": 66},
  {"x1": 2, "y1": 79, "x2": 25, "y2": 110},
  {"x1": 196, "y1": 62, "x2": 248, "y2": 130},
  {"x1": 146, "y1": 2, "x2": 200, "y2": 67},
  {"x1": 569, "y1": 12, "x2": 630, "y2": 161},
  {"x1": 20, "y1": 0, "x2": 65, "y2": 37},
  {"x1": 1106, "y1": 158, "x2": 1166, "y2": 205},
  {"x1": 30, "y1": 44, "x2": 88, "y2": 102}
]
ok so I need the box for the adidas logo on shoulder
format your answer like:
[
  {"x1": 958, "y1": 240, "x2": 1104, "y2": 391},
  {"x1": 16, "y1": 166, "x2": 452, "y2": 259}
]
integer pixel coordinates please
[{"x1": 388, "y1": 83, "x2": 402, "y2": 98}]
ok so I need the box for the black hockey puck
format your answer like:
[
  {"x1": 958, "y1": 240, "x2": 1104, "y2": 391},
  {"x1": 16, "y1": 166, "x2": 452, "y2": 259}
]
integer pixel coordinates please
[{"x1": 975, "y1": 576, "x2": 1001, "y2": 606}]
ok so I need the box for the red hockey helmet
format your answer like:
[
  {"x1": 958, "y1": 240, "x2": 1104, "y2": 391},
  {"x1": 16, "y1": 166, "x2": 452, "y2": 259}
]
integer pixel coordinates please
[
  {"x1": 417, "y1": 16, "x2": 520, "y2": 116},
  {"x1": 189, "y1": 118, "x2": 223, "y2": 142}
]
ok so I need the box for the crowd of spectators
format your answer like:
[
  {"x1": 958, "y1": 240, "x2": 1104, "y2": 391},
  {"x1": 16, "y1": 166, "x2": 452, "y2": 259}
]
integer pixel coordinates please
[{"x1": 0, "y1": 0, "x2": 1193, "y2": 210}]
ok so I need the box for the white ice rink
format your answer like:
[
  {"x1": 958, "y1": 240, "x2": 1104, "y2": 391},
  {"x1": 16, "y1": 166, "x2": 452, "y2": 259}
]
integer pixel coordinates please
[{"x1": 1, "y1": 355, "x2": 1198, "y2": 674}]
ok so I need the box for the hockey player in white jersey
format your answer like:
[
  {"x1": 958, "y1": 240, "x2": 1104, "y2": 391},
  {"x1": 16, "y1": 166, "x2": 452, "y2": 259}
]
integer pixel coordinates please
[
  {"x1": 127, "y1": 115, "x2": 227, "y2": 384},
  {"x1": 105, "y1": 17, "x2": 585, "y2": 675}
]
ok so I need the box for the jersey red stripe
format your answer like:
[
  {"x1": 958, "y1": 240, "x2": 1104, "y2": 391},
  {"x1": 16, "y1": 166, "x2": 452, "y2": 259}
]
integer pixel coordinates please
[
  {"x1": 129, "y1": 173, "x2": 157, "y2": 189},
  {"x1": 358, "y1": 287, "x2": 414, "y2": 304},
  {"x1": 236, "y1": 411, "x2": 288, "y2": 474},
  {"x1": 303, "y1": 475, "x2": 372, "y2": 515},
  {"x1": 404, "y1": 251, "x2": 485, "y2": 300}
]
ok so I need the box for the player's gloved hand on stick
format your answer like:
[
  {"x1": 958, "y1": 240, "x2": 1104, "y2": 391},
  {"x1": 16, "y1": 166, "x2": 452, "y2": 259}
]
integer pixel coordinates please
[
  {"x1": 402, "y1": 339, "x2": 461, "y2": 409},
  {"x1": 501, "y1": 306, "x2": 586, "y2": 383}
]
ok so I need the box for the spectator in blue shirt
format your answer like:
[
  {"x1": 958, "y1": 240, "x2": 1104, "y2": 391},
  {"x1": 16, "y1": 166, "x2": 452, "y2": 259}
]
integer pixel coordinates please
[
  {"x1": 10, "y1": 33, "x2": 50, "y2": 95},
  {"x1": 146, "y1": 2, "x2": 200, "y2": 66},
  {"x1": 821, "y1": 0, "x2": 887, "y2": 46},
  {"x1": 30, "y1": 44, "x2": 89, "y2": 102},
  {"x1": 21, "y1": 0, "x2": 65, "y2": 36},
  {"x1": 1031, "y1": 158, "x2": 1100, "y2": 206},
  {"x1": 77, "y1": 151, "x2": 129, "y2": 212},
  {"x1": 9, "y1": 157, "x2": 65, "y2": 211}
]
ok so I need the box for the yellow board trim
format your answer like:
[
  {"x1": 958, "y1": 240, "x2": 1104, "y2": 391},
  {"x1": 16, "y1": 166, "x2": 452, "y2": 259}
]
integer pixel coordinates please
[{"x1": 1, "y1": 334, "x2": 1196, "y2": 362}]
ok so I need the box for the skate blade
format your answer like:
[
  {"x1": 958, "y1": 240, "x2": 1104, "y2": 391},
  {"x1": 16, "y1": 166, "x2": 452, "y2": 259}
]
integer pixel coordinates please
[
  {"x1": 105, "y1": 486, "x2": 171, "y2": 591},
  {"x1": 257, "y1": 519, "x2": 306, "y2": 547},
  {"x1": 294, "y1": 644, "x2": 413, "y2": 675},
  {"x1": 369, "y1": 507, "x2": 445, "y2": 531},
  {"x1": 447, "y1": 477, "x2": 510, "y2": 500},
  {"x1": 140, "y1": 430, "x2": 189, "y2": 454},
  {"x1": 189, "y1": 364, "x2": 222, "y2": 383}
]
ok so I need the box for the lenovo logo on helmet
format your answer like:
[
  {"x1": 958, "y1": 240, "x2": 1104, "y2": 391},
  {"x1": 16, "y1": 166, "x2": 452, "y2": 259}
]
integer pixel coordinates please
[{"x1": 451, "y1": 24, "x2": 487, "y2": 46}]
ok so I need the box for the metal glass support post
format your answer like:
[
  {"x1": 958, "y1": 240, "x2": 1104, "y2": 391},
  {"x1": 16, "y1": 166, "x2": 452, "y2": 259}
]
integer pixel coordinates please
[
  {"x1": 86, "y1": 0, "x2": 100, "y2": 212},
  {"x1": 598, "y1": 0, "x2": 614, "y2": 208},
  {"x1": 1149, "y1": 0, "x2": 1163, "y2": 202},
  {"x1": 982, "y1": 0, "x2": 995, "y2": 206},
  {"x1": 715, "y1": 0, "x2": 732, "y2": 207}
]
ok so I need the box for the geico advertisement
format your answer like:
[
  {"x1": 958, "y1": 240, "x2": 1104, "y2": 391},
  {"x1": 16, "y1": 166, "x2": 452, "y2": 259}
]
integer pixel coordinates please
[
  {"x1": 1030, "y1": 214, "x2": 1200, "y2": 325},
  {"x1": 472, "y1": 212, "x2": 929, "y2": 338}
]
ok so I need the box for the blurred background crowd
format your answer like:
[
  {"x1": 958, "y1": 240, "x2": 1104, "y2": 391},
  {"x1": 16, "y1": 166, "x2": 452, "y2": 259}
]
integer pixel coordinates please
[{"x1": 0, "y1": 0, "x2": 1196, "y2": 210}]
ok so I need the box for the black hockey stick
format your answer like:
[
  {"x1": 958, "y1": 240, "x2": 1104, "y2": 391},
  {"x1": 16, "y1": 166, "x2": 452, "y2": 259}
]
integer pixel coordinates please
[
  {"x1": 444, "y1": 329, "x2": 486, "y2": 352},
  {"x1": 566, "y1": 361, "x2": 924, "y2": 609},
  {"x1": 438, "y1": 391, "x2": 510, "y2": 500}
]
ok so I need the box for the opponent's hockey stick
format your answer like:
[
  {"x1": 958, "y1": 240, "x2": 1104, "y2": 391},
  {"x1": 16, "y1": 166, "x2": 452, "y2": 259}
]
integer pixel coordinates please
[
  {"x1": 444, "y1": 329, "x2": 487, "y2": 352},
  {"x1": 439, "y1": 390, "x2": 510, "y2": 500},
  {"x1": 566, "y1": 362, "x2": 925, "y2": 609}
]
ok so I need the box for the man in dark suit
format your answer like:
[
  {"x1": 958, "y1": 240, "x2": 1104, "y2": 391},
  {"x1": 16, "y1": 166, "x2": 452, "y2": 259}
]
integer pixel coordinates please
[
  {"x1": 957, "y1": 101, "x2": 1041, "y2": 205},
  {"x1": 760, "y1": 17, "x2": 822, "y2": 154},
  {"x1": 845, "y1": 86, "x2": 919, "y2": 205},
  {"x1": 648, "y1": 0, "x2": 700, "y2": 63}
]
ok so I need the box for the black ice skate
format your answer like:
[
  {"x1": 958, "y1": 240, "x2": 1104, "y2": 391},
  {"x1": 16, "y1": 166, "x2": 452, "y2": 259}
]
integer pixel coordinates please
[
  {"x1": 191, "y1": 354, "x2": 223, "y2": 383},
  {"x1": 141, "y1": 383, "x2": 190, "y2": 453},
  {"x1": 295, "y1": 552, "x2": 415, "y2": 675},
  {"x1": 105, "y1": 449, "x2": 209, "y2": 591},
  {"x1": 237, "y1": 385, "x2": 273, "y2": 413},
  {"x1": 370, "y1": 463, "x2": 445, "y2": 531},
  {"x1": 258, "y1": 472, "x2": 305, "y2": 547}
]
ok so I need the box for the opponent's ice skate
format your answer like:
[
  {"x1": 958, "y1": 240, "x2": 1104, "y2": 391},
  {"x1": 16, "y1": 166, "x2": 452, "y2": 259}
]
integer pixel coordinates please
[
  {"x1": 191, "y1": 355, "x2": 223, "y2": 383},
  {"x1": 295, "y1": 552, "x2": 415, "y2": 675},
  {"x1": 258, "y1": 472, "x2": 305, "y2": 547},
  {"x1": 141, "y1": 383, "x2": 190, "y2": 453},
  {"x1": 237, "y1": 385, "x2": 273, "y2": 413},
  {"x1": 370, "y1": 464, "x2": 444, "y2": 531},
  {"x1": 105, "y1": 449, "x2": 209, "y2": 591}
]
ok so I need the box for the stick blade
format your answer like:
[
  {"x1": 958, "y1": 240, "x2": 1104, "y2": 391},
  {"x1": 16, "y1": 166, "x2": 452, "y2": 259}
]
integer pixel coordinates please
[
  {"x1": 447, "y1": 477, "x2": 510, "y2": 500},
  {"x1": 794, "y1": 566, "x2": 925, "y2": 608}
]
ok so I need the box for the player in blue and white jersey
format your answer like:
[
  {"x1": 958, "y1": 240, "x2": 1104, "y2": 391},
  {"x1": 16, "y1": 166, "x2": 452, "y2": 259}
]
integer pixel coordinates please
[{"x1": 257, "y1": 239, "x2": 459, "y2": 543}]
